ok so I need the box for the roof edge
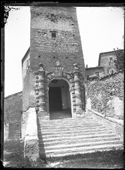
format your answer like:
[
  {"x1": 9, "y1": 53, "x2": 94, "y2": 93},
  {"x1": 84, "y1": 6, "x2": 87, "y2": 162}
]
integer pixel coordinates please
[
  {"x1": 85, "y1": 66, "x2": 104, "y2": 70},
  {"x1": 5, "y1": 91, "x2": 22, "y2": 100},
  {"x1": 22, "y1": 47, "x2": 30, "y2": 65}
]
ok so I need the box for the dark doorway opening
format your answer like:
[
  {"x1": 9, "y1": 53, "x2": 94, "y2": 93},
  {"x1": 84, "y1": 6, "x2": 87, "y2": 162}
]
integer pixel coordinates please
[
  {"x1": 49, "y1": 79, "x2": 72, "y2": 119},
  {"x1": 49, "y1": 87, "x2": 62, "y2": 111}
]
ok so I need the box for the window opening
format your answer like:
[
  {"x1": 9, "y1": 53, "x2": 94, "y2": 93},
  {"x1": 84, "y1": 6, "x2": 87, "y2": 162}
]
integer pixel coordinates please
[{"x1": 51, "y1": 31, "x2": 57, "y2": 39}]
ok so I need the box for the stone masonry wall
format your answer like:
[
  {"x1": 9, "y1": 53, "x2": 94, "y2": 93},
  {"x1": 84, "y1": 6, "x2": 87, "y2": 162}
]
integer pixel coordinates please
[
  {"x1": 4, "y1": 92, "x2": 22, "y2": 139},
  {"x1": 85, "y1": 67, "x2": 104, "y2": 79},
  {"x1": 30, "y1": 7, "x2": 85, "y2": 76},
  {"x1": 99, "y1": 52, "x2": 117, "y2": 75},
  {"x1": 86, "y1": 72, "x2": 124, "y2": 119},
  {"x1": 22, "y1": 7, "x2": 85, "y2": 114},
  {"x1": 23, "y1": 69, "x2": 36, "y2": 111}
]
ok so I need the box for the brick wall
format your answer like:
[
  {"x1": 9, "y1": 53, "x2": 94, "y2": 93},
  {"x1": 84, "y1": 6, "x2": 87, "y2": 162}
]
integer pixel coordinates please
[{"x1": 86, "y1": 72, "x2": 124, "y2": 119}]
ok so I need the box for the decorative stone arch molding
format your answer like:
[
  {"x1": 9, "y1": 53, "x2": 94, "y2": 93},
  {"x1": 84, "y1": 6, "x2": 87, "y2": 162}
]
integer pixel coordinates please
[
  {"x1": 46, "y1": 60, "x2": 74, "y2": 91},
  {"x1": 46, "y1": 61, "x2": 75, "y2": 117},
  {"x1": 34, "y1": 61, "x2": 85, "y2": 119},
  {"x1": 46, "y1": 71, "x2": 73, "y2": 85}
]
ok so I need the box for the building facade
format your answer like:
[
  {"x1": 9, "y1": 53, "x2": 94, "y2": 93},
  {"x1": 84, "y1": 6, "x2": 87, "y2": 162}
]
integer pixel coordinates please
[
  {"x1": 85, "y1": 49, "x2": 124, "y2": 80},
  {"x1": 98, "y1": 50, "x2": 124, "y2": 75},
  {"x1": 85, "y1": 66, "x2": 104, "y2": 80},
  {"x1": 22, "y1": 7, "x2": 86, "y2": 127}
]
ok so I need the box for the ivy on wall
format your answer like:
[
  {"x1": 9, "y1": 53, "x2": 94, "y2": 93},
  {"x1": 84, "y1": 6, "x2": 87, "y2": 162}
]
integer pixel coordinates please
[{"x1": 86, "y1": 72, "x2": 124, "y2": 118}]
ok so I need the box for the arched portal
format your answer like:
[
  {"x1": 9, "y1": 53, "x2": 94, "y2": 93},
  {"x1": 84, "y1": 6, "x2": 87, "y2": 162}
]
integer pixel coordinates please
[{"x1": 49, "y1": 79, "x2": 72, "y2": 119}]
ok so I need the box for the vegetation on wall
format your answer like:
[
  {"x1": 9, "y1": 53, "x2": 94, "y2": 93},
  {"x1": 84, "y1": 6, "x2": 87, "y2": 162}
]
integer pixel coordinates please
[
  {"x1": 114, "y1": 50, "x2": 124, "y2": 72},
  {"x1": 87, "y1": 72, "x2": 124, "y2": 118}
]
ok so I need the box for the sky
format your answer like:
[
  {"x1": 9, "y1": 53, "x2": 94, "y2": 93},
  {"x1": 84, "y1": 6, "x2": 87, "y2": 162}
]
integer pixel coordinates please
[{"x1": 5, "y1": 6, "x2": 124, "y2": 97}]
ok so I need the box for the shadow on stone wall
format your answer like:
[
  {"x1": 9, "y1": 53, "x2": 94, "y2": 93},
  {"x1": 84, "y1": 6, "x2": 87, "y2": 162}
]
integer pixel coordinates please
[{"x1": 37, "y1": 115, "x2": 47, "y2": 162}]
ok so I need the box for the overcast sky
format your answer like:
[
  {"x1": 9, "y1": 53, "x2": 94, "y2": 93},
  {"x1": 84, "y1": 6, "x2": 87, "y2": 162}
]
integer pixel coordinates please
[{"x1": 5, "y1": 6, "x2": 124, "y2": 97}]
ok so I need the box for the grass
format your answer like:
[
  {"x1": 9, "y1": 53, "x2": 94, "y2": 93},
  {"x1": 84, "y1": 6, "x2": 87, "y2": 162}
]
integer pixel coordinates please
[
  {"x1": 46, "y1": 150, "x2": 124, "y2": 168},
  {"x1": 3, "y1": 140, "x2": 124, "y2": 168},
  {"x1": 3, "y1": 140, "x2": 46, "y2": 168}
]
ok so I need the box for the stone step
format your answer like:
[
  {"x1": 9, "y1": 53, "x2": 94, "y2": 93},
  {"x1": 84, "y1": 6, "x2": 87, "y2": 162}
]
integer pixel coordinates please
[
  {"x1": 39, "y1": 118, "x2": 99, "y2": 124},
  {"x1": 39, "y1": 123, "x2": 102, "y2": 128},
  {"x1": 40, "y1": 123, "x2": 105, "y2": 129},
  {"x1": 41, "y1": 133, "x2": 117, "y2": 142},
  {"x1": 38, "y1": 115, "x2": 123, "y2": 158},
  {"x1": 39, "y1": 129, "x2": 114, "y2": 138},
  {"x1": 42, "y1": 139, "x2": 122, "y2": 151},
  {"x1": 39, "y1": 118, "x2": 97, "y2": 125},
  {"x1": 42, "y1": 136, "x2": 119, "y2": 146},
  {"x1": 45, "y1": 143, "x2": 123, "y2": 158},
  {"x1": 39, "y1": 117, "x2": 98, "y2": 122},
  {"x1": 40, "y1": 121, "x2": 107, "y2": 127},
  {"x1": 40, "y1": 126, "x2": 112, "y2": 134},
  {"x1": 40, "y1": 123, "x2": 103, "y2": 129}
]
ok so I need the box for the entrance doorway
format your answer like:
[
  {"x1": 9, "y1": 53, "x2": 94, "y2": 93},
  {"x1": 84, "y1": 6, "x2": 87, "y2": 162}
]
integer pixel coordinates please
[
  {"x1": 49, "y1": 87, "x2": 62, "y2": 111},
  {"x1": 49, "y1": 79, "x2": 71, "y2": 119}
]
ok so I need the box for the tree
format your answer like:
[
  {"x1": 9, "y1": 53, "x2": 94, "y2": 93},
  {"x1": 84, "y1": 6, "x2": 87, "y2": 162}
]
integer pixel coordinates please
[
  {"x1": 3, "y1": 6, "x2": 20, "y2": 26},
  {"x1": 114, "y1": 49, "x2": 124, "y2": 72}
]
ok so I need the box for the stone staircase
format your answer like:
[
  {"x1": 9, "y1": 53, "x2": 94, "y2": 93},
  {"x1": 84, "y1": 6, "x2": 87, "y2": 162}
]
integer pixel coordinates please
[{"x1": 38, "y1": 114, "x2": 123, "y2": 158}]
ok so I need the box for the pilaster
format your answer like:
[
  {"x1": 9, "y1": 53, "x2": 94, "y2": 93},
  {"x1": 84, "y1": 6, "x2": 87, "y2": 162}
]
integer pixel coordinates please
[
  {"x1": 73, "y1": 63, "x2": 84, "y2": 117},
  {"x1": 34, "y1": 63, "x2": 49, "y2": 120}
]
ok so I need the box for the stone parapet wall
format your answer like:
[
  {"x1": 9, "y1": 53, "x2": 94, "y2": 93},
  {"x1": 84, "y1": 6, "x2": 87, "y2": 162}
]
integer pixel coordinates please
[{"x1": 87, "y1": 109, "x2": 123, "y2": 141}]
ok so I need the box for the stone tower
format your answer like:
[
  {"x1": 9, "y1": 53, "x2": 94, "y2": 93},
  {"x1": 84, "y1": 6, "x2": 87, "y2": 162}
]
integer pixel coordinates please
[{"x1": 22, "y1": 7, "x2": 86, "y2": 126}]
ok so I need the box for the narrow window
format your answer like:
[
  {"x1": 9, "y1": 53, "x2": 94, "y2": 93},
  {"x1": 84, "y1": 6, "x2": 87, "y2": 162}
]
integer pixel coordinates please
[{"x1": 51, "y1": 31, "x2": 56, "y2": 39}]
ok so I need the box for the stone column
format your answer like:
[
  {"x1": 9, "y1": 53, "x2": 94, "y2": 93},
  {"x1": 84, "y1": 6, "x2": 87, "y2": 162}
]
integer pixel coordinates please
[
  {"x1": 35, "y1": 64, "x2": 48, "y2": 119},
  {"x1": 73, "y1": 63, "x2": 84, "y2": 117}
]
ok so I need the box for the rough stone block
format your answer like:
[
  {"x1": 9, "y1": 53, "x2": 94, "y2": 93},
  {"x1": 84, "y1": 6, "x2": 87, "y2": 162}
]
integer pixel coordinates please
[{"x1": 24, "y1": 138, "x2": 39, "y2": 163}]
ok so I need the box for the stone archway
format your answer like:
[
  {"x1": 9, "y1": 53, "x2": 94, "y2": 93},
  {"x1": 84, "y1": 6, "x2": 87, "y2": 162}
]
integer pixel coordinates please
[{"x1": 48, "y1": 79, "x2": 72, "y2": 119}]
